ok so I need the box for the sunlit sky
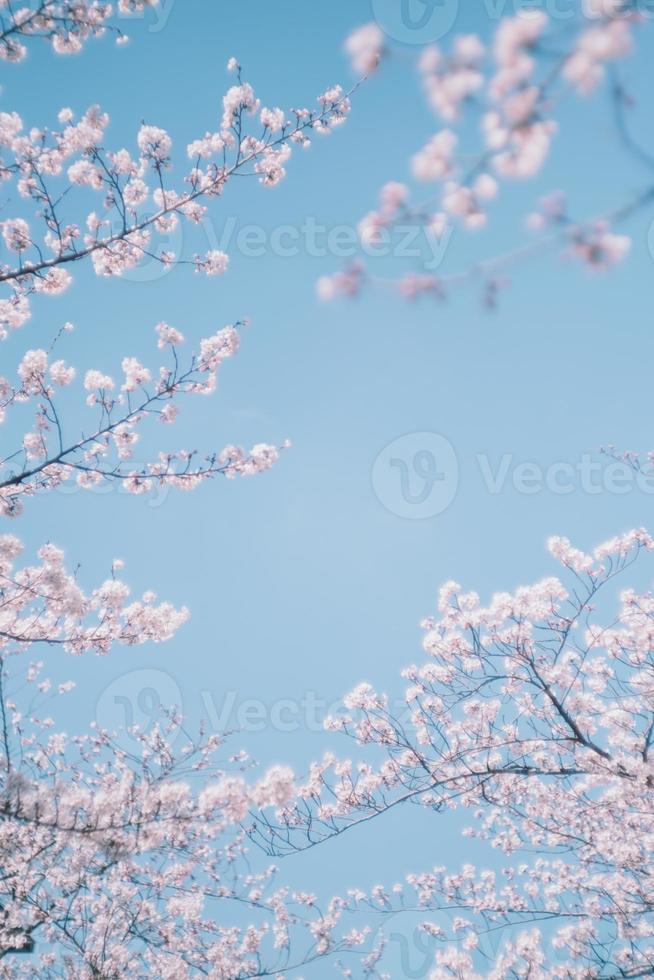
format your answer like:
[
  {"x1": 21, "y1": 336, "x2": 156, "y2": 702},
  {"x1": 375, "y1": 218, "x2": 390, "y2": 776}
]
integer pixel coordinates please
[{"x1": 5, "y1": 1, "x2": 654, "y2": 973}]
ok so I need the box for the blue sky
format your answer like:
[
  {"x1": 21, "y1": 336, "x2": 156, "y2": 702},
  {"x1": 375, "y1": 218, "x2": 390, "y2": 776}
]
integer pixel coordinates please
[{"x1": 4, "y1": 1, "x2": 654, "y2": 973}]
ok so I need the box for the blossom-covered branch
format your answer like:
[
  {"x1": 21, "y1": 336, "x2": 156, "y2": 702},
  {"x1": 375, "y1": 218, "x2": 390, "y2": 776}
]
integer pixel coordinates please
[
  {"x1": 253, "y1": 529, "x2": 654, "y2": 977},
  {"x1": 0, "y1": 0, "x2": 159, "y2": 61},
  {"x1": 0, "y1": 321, "x2": 284, "y2": 517},
  {"x1": 0, "y1": 12, "x2": 373, "y2": 975},
  {"x1": 0, "y1": 67, "x2": 356, "y2": 336},
  {"x1": 319, "y1": 2, "x2": 653, "y2": 306},
  {"x1": 0, "y1": 651, "x2": 373, "y2": 976},
  {"x1": 0, "y1": 536, "x2": 187, "y2": 654}
]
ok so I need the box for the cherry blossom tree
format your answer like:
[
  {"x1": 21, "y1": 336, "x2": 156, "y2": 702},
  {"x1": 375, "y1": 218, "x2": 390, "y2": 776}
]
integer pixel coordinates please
[
  {"x1": 253, "y1": 528, "x2": 654, "y2": 977},
  {"x1": 5, "y1": 4, "x2": 654, "y2": 977},
  {"x1": 0, "y1": 74, "x2": 354, "y2": 334},
  {"x1": 265, "y1": 7, "x2": 654, "y2": 974},
  {"x1": 0, "y1": 8, "x2": 367, "y2": 975},
  {"x1": 0, "y1": 534, "x2": 373, "y2": 974},
  {"x1": 318, "y1": 1, "x2": 654, "y2": 306},
  {"x1": 0, "y1": 1, "x2": 158, "y2": 61},
  {"x1": 0, "y1": 11, "x2": 356, "y2": 512},
  {"x1": 0, "y1": 321, "x2": 290, "y2": 518},
  {"x1": 0, "y1": 645, "x2": 368, "y2": 976}
]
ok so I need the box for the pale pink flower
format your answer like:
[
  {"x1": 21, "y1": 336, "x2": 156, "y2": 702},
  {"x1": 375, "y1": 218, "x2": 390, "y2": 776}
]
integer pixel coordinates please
[
  {"x1": 260, "y1": 107, "x2": 286, "y2": 132},
  {"x1": 412, "y1": 129, "x2": 457, "y2": 182},
  {"x1": 2, "y1": 217, "x2": 30, "y2": 251},
  {"x1": 49, "y1": 360, "x2": 76, "y2": 386},
  {"x1": 196, "y1": 249, "x2": 229, "y2": 276},
  {"x1": 344, "y1": 23, "x2": 384, "y2": 75},
  {"x1": 137, "y1": 124, "x2": 172, "y2": 162},
  {"x1": 155, "y1": 322, "x2": 184, "y2": 348}
]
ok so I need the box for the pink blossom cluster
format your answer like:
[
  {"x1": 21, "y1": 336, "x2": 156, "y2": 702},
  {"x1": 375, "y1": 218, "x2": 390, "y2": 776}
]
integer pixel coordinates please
[
  {"x1": 0, "y1": 0, "x2": 160, "y2": 61},
  {"x1": 565, "y1": 8, "x2": 633, "y2": 94},
  {"x1": 0, "y1": 74, "x2": 354, "y2": 336},
  {"x1": 343, "y1": 22, "x2": 384, "y2": 76},
  {"x1": 570, "y1": 218, "x2": 632, "y2": 268},
  {"x1": 419, "y1": 34, "x2": 485, "y2": 122},
  {"x1": 325, "y1": 5, "x2": 642, "y2": 306},
  {"x1": 0, "y1": 322, "x2": 282, "y2": 517},
  {"x1": 316, "y1": 261, "x2": 365, "y2": 302},
  {"x1": 0, "y1": 536, "x2": 188, "y2": 654}
]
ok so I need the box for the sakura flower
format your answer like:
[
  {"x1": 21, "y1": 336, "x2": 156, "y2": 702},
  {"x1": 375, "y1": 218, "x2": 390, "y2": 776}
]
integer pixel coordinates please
[
  {"x1": 344, "y1": 22, "x2": 384, "y2": 75},
  {"x1": 121, "y1": 357, "x2": 152, "y2": 392},
  {"x1": 358, "y1": 211, "x2": 387, "y2": 246},
  {"x1": 260, "y1": 107, "x2": 286, "y2": 132},
  {"x1": 379, "y1": 181, "x2": 408, "y2": 214},
  {"x1": 18, "y1": 349, "x2": 47, "y2": 393},
  {"x1": 84, "y1": 369, "x2": 115, "y2": 392},
  {"x1": 198, "y1": 326, "x2": 240, "y2": 371},
  {"x1": 123, "y1": 178, "x2": 149, "y2": 208},
  {"x1": 23, "y1": 431, "x2": 46, "y2": 459},
  {"x1": 155, "y1": 322, "x2": 184, "y2": 348},
  {"x1": 160, "y1": 402, "x2": 178, "y2": 424},
  {"x1": 68, "y1": 159, "x2": 103, "y2": 189},
  {"x1": 316, "y1": 263, "x2": 363, "y2": 301},
  {"x1": 49, "y1": 360, "x2": 76, "y2": 386},
  {"x1": 222, "y1": 83, "x2": 260, "y2": 132},
  {"x1": 253, "y1": 765, "x2": 297, "y2": 808},
  {"x1": 196, "y1": 249, "x2": 229, "y2": 276},
  {"x1": 2, "y1": 218, "x2": 31, "y2": 252},
  {"x1": 442, "y1": 182, "x2": 487, "y2": 229},
  {"x1": 571, "y1": 221, "x2": 631, "y2": 269},
  {"x1": 412, "y1": 130, "x2": 457, "y2": 182},
  {"x1": 420, "y1": 35, "x2": 485, "y2": 121},
  {"x1": 137, "y1": 124, "x2": 172, "y2": 162},
  {"x1": 564, "y1": 19, "x2": 632, "y2": 94}
]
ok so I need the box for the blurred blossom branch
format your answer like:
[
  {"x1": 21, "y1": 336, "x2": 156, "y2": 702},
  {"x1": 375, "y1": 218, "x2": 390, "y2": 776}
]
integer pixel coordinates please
[{"x1": 319, "y1": 2, "x2": 654, "y2": 306}]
